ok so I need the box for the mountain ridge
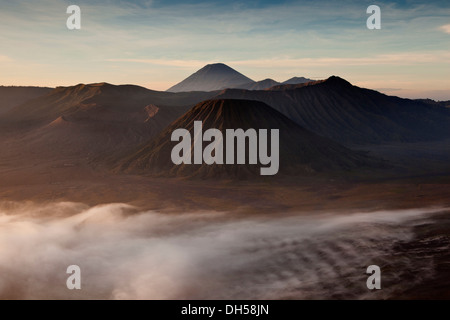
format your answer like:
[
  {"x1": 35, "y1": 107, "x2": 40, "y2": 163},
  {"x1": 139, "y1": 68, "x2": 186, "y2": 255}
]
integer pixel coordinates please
[
  {"x1": 216, "y1": 76, "x2": 450, "y2": 145},
  {"x1": 166, "y1": 63, "x2": 313, "y2": 92}
]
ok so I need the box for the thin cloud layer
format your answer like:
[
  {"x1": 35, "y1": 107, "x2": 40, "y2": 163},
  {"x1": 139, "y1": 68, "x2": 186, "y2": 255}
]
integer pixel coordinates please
[
  {"x1": 440, "y1": 24, "x2": 450, "y2": 34},
  {"x1": 0, "y1": 0, "x2": 449, "y2": 98}
]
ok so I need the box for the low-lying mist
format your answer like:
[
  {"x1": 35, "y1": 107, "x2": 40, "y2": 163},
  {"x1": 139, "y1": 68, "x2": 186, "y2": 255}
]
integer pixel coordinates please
[{"x1": 0, "y1": 202, "x2": 448, "y2": 299}]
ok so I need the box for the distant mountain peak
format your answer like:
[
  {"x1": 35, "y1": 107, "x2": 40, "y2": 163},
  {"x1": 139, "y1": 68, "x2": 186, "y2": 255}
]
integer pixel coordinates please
[
  {"x1": 203, "y1": 63, "x2": 234, "y2": 69},
  {"x1": 282, "y1": 77, "x2": 313, "y2": 85},
  {"x1": 234, "y1": 78, "x2": 280, "y2": 90},
  {"x1": 167, "y1": 63, "x2": 255, "y2": 93}
]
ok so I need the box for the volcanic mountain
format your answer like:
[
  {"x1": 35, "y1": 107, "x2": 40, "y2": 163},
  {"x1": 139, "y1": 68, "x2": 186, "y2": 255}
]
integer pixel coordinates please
[
  {"x1": 0, "y1": 83, "x2": 217, "y2": 157},
  {"x1": 166, "y1": 63, "x2": 314, "y2": 92},
  {"x1": 217, "y1": 77, "x2": 450, "y2": 146},
  {"x1": 166, "y1": 63, "x2": 255, "y2": 92},
  {"x1": 2, "y1": 82, "x2": 217, "y2": 127},
  {"x1": 116, "y1": 99, "x2": 380, "y2": 179},
  {"x1": 0, "y1": 86, "x2": 52, "y2": 115}
]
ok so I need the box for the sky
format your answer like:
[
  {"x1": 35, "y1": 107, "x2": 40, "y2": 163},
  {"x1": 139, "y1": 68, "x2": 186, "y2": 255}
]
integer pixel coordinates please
[{"x1": 0, "y1": 0, "x2": 449, "y2": 100}]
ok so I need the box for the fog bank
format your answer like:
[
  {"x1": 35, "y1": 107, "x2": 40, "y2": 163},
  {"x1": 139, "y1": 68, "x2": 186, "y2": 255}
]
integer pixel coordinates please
[{"x1": 0, "y1": 202, "x2": 447, "y2": 299}]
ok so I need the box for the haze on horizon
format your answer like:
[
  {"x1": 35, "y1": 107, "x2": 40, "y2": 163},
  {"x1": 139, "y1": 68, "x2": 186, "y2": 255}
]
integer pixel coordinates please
[{"x1": 0, "y1": 0, "x2": 449, "y2": 100}]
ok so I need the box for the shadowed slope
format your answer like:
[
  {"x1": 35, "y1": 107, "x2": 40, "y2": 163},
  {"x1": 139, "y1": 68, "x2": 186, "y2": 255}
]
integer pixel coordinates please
[
  {"x1": 1, "y1": 82, "x2": 217, "y2": 128},
  {"x1": 0, "y1": 83, "x2": 217, "y2": 157},
  {"x1": 0, "y1": 86, "x2": 52, "y2": 115},
  {"x1": 217, "y1": 77, "x2": 450, "y2": 146},
  {"x1": 116, "y1": 99, "x2": 380, "y2": 179}
]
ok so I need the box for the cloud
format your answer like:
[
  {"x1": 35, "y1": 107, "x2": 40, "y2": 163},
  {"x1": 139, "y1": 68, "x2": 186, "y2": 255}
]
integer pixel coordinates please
[
  {"x1": 227, "y1": 51, "x2": 450, "y2": 68},
  {"x1": 1, "y1": 0, "x2": 450, "y2": 98},
  {"x1": 0, "y1": 202, "x2": 446, "y2": 299},
  {"x1": 106, "y1": 51, "x2": 450, "y2": 70},
  {"x1": 439, "y1": 24, "x2": 450, "y2": 34},
  {"x1": 106, "y1": 58, "x2": 210, "y2": 69}
]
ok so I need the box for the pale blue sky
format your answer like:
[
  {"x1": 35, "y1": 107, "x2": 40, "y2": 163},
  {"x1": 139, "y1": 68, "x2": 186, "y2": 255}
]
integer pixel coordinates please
[{"x1": 0, "y1": 0, "x2": 449, "y2": 99}]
